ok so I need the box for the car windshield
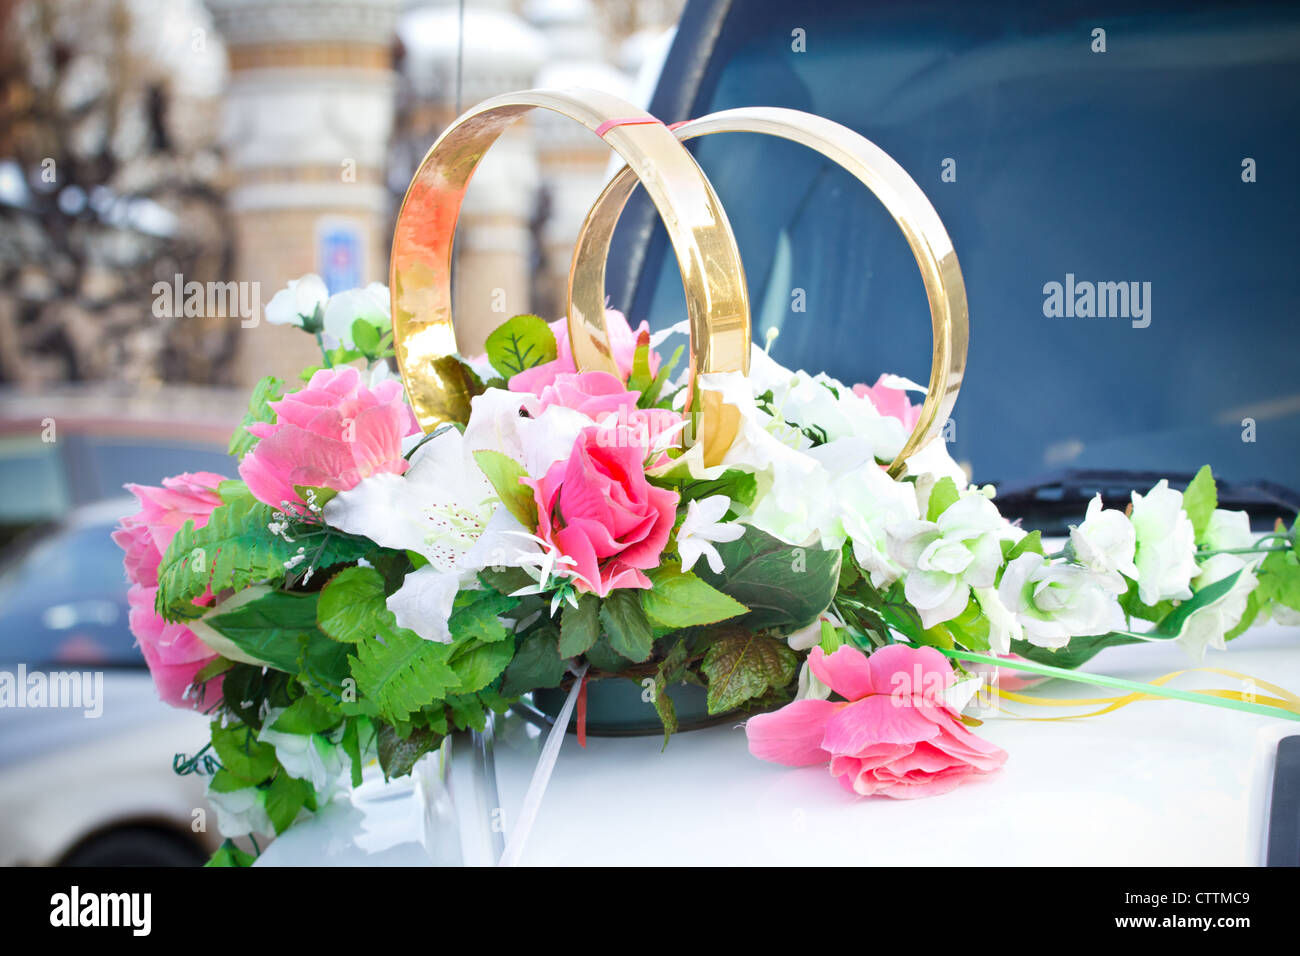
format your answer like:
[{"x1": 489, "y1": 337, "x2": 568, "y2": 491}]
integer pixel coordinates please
[{"x1": 630, "y1": 0, "x2": 1300, "y2": 516}]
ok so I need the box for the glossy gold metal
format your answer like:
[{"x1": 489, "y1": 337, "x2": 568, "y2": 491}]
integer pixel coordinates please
[
  {"x1": 568, "y1": 107, "x2": 969, "y2": 477},
  {"x1": 389, "y1": 88, "x2": 750, "y2": 450}
]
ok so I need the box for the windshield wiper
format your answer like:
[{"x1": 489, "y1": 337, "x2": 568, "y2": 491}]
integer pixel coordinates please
[{"x1": 990, "y1": 468, "x2": 1300, "y2": 533}]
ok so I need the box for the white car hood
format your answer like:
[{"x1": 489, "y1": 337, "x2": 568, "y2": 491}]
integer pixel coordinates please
[{"x1": 260, "y1": 622, "x2": 1300, "y2": 866}]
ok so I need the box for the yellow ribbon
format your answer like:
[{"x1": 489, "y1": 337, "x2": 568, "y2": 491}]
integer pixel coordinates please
[{"x1": 993, "y1": 666, "x2": 1300, "y2": 721}]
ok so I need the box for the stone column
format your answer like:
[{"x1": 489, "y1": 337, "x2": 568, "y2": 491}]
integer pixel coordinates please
[
  {"x1": 396, "y1": 0, "x2": 544, "y2": 356},
  {"x1": 205, "y1": 0, "x2": 401, "y2": 383}
]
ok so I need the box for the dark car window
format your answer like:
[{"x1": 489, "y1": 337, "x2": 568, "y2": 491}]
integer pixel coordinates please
[
  {"x1": 631, "y1": 0, "x2": 1300, "y2": 500},
  {"x1": 79, "y1": 437, "x2": 236, "y2": 502},
  {"x1": 0, "y1": 436, "x2": 70, "y2": 524},
  {"x1": 0, "y1": 519, "x2": 139, "y2": 667}
]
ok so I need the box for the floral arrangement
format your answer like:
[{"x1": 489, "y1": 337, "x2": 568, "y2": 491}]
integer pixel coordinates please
[{"x1": 115, "y1": 276, "x2": 1300, "y2": 863}]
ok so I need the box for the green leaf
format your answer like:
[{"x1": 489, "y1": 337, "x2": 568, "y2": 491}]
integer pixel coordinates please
[
  {"x1": 317, "y1": 566, "x2": 387, "y2": 642},
  {"x1": 558, "y1": 592, "x2": 600, "y2": 658},
  {"x1": 599, "y1": 589, "x2": 655, "y2": 662},
  {"x1": 270, "y1": 695, "x2": 339, "y2": 735},
  {"x1": 1157, "y1": 568, "x2": 1244, "y2": 637},
  {"x1": 650, "y1": 637, "x2": 691, "y2": 746},
  {"x1": 1225, "y1": 590, "x2": 1262, "y2": 642},
  {"x1": 1011, "y1": 632, "x2": 1144, "y2": 670},
  {"x1": 484, "y1": 314, "x2": 556, "y2": 379},
  {"x1": 206, "y1": 840, "x2": 257, "y2": 867},
  {"x1": 1004, "y1": 530, "x2": 1045, "y2": 563},
  {"x1": 200, "y1": 589, "x2": 334, "y2": 675},
  {"x1": 700, "y1": 632, "x2": 797, "y2": 714},
  {"x1": 926, "y1": 476, "x2": 961, "y2": 522},
  {"x1": 229, "y1": 376, "x2": 283, "y2": 459},
  {"x1": 694, "y1": 525, "x2": 840, "y2": 632},
  {"x1": 155, "y1": 486, "x2": 369, "y2": 621},
  {"x1": 1259, "y1": 546, "x2": 1300, "y2": 612},
  {"x1": 448, "y1": 636, "x2": 516, "y2": 694},
  {"x1": 341, "y1": 718, "x2": 366, "y2": 788},
  {"x1": 641, "y1": 344, "x2": 683, "y2": 408},
  {"x1": 448, "y1": 588, "x2": 517, "y2": 644},
  {"x1": 1183, "y1": 465, "x2": 1218, "y2": 541},
  {"x1": 670, "y1": 469, "x2": 759, "y2": 510},
  {"x1": 473, "y1": 450, "x2": 539, "y2": 530},
  {"x1": 641, "y1": 561, "x2": 747, "y2": 629},
  {"x1": 501, "y1": 628, "x2": 566, "y2": 697},
  {"x1": 350, "y1": 625, "x2": 461, "y2": 723},
  {"x1": 210, "y1": 723, "x2": 278, "y2": 785},
  {"x1": 266, "y1": 771, "x2": 313, "y2": 835},
  {"x1": 627, "y1": 327, "x2": 653, "y2": 394},
  {"x1": 584, "y1": 638, "x2": 635, "y2": 673},
  {"x1": 351, "y1": 317, "x2": 381, "y2": 356},
  {"x1": 376, "y1": 723, "x2": 442, "y2": 780}
]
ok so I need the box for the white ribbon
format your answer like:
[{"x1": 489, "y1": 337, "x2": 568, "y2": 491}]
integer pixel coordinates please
[{"x1": 498, "y1": 663, "x2": 588, "y2": 867}]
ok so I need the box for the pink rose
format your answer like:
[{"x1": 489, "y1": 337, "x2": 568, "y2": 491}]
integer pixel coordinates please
[
  {"x1": 525, "y1": 371, "x2": 684, "y2": 460},
  {"x1": 526, "y1": 370, "x2": 638, "y2": 422},
  {"x1": 528, "y1": 426, "x2": 679, "y2": 597},
  {"x1": 112, "y1": 471, "x2": 227, "y2": 588},
  {"x1": 746, "y1": 644, "x2": 1007, "y2": 798},
  {"x1": 853, "y1": 375, "x2": 923, "y2": 431},
  {"x1": 239, "y1": 366, "x2": 419, "y2": 511},
  {"x1": 127, "y1": 584, "x2": 223, "y2": 711},
  {"x1": 509, "y1": 310, "x2": 660, "y2": 394}
]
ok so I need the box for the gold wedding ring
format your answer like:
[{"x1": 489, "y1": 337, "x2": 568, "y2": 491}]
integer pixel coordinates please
[
  {"x1": 567, "y1": 107, "x2": 969, "y2": 477},
  {"x1": 389, "y1": 88, "x2": 750, "y2": 448}
]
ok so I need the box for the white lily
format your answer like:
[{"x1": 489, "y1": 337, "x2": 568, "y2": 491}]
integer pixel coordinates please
[{"x1": 676, "y1": 495, "x2": 744, "y2": 574}]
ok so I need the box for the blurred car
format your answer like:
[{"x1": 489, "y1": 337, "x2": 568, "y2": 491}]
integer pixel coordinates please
[
  {"x1": 0, "y1": 433, "x2": 234, "y2": 864},
  {"x1": 264, "y1": 0, "x2": 1300, "y2": 866},
  {"x1": 0, "y1": 384, "x2": 242, "y2": 547}
]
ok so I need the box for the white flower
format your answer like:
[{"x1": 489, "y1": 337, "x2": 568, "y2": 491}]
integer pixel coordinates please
[
  {"x1": 997, "y1": 553, "x2": 1123, "y2": 648},
  {"x1": 1203, "y1": 508, "x2": 1257, "y2": 555},
  {"x1": 795, "y1": 658, "x2": 832, "y2": 701},
  {"x1": 746, "y1": 347, "x2": 908, "y2": 460},
  {"x1": 1177, "y1": 553, "x2": 1259, "y2": 661},
  {"x1": 323, "y1": 423, "x2": 534, "y2": 643},
  {"x1": 973, "y1": 585, "x2": 1023, "y2": 654},
  {"x1": 265, "y1": 273, "x2": 328, "y2": 328},
  {"x1": 1130, "y1": 479, "x2": 1197, "y2": 605},
  {"x1": 322, "y1": 282, "x2": 389, "y2": 349},
  {"x1": 1069, "y1": 494, "x2": 1138, "y2": 586},
  {"x1": 887, "y1": 493, "x2": 1016, "y2": 629},
  {"x1": 676, "y1": 495, "x2": 743, "y2": 574},
  {"x1": 831, "y1": 453, "x2": 920, "y2": 587},
  {"x1": 258, "y1": 711, "x2": 350, "y2": 796},
  {"x1": 207, "y1": 783, "x2": 274, "y2": 838}
]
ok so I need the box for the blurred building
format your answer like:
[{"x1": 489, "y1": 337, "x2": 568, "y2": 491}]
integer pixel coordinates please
[
  {"x1": 204, "y1": 0, "x2": 679, "y2": 378},
  {"x1": 205, "y1": 0, "x2": 403, "y2": 380}
]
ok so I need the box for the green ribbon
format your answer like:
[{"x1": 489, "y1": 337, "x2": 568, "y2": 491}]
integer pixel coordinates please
[{"x1": 937, "y1": 648, "x2": 1300, "y2": 723}]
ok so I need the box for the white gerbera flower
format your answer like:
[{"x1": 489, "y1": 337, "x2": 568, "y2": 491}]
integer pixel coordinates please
[{"x1": 676, "y1": 495, "x2": 744, "y2": 574}]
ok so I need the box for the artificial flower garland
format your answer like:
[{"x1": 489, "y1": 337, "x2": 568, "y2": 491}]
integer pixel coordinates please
[{"x1": 115, "y1": 277, "x2": 1300, "y2": 864}]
